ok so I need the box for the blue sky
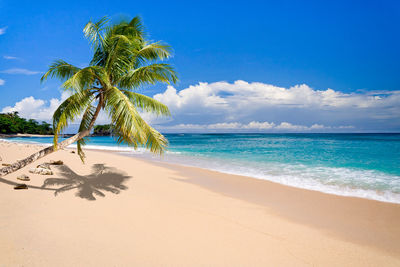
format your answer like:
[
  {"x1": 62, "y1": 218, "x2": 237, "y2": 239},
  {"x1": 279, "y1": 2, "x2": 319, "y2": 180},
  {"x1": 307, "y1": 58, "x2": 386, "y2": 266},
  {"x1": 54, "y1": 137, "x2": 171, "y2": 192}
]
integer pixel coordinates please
[{"x1": 0, "y1": 0, "x2": 399, "y2": 132}]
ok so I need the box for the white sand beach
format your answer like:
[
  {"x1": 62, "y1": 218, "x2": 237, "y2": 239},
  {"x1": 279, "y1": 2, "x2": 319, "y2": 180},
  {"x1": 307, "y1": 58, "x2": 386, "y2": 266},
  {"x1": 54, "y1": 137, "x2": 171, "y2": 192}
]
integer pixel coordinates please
[{"x1": 1, "y1": 140, "x2": 400, "y2": 266}]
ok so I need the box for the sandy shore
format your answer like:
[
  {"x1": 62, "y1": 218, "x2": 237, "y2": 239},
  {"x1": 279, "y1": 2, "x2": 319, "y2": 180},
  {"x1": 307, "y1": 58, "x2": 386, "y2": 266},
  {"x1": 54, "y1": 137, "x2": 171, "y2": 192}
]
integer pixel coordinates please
[
  {"x1": 0, "y1": 133, "x2": 55, "y2": 138},
  {"x1": 1, "y1": 141, "x2": 400, "y2": 266}
]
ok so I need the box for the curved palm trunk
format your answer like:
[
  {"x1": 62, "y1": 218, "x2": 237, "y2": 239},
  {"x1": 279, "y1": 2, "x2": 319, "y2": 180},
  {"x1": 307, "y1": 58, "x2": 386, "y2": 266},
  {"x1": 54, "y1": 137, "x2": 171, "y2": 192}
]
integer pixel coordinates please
[{"x1": 0, "y1": 97, "x2": 103, "y2": 177}]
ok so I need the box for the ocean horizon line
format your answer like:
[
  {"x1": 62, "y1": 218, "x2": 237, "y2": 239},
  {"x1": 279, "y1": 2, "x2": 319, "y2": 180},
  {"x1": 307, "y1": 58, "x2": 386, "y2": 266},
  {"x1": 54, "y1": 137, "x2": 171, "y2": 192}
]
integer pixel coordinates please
[{"x1": 3, "y1": 132, "x2": 400, "y2": 136}]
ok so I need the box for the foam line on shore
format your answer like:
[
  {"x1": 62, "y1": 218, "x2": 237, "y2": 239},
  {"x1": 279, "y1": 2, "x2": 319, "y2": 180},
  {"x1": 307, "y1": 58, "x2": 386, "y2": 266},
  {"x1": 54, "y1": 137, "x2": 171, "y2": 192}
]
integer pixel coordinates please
[{"x1": 3, "y1": 138, "x2": 400, "y2": 204}]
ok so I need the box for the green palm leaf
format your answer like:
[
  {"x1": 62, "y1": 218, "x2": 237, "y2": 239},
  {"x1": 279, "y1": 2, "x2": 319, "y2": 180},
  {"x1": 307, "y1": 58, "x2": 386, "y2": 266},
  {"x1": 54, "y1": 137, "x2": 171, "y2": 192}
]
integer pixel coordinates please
[
  {"x1": 41, "y1": 60, "x2": 81, "y2": 82},
  {"x1": 134, "y1": 42, "x2": 172, "y2": 65},
  {"x1": 104, "y1": 87, "x2": 168, "y2": 154},
  {"x1": 77, "y1": 104, "x2": 97, "y2": 161},
  {"x1": 62, "y1": 66, "x2": 108, "y2": 93},
  {"x1": 118, "y1": 63, "x2": 177, "y2": 89},
  {"x1": 83, "y1": 16, "x2": 109, "y2": 50},
  {"x1": 52, "y1": 91, "x2": 94, "y2": 148},
  {"x1": 41, "y1": 15, "x2": 177, "y2": 162},
  {"x1": 122, "y1": 90, "x2": 170, "y2": 116}
]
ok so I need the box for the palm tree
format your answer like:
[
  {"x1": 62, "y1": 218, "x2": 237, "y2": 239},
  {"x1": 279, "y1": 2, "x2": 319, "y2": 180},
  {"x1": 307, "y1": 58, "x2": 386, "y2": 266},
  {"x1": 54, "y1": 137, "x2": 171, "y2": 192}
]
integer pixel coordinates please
[{"x1": 0, "y1": 16, "x2": 177, "y2": 177}]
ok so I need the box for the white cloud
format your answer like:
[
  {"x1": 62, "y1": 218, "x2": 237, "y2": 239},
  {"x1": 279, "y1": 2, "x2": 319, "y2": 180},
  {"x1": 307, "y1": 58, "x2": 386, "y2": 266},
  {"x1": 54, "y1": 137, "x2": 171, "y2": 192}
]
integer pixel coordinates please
[
  {"x1": 3, "y1": 56, "x2": 19, "y2": 60},
  {"x1": 243, "y1": 121, "x2": 275, "y2": 129},
  {"x1": 0, "y1": 68, "x2": 41, "y2": 75},
  {"x1": 155, "y1": 81, "x2": 400, "y2": 111},
  {"x1": 0, "y1": 27, "x2": 6, "y2": 35},
  {"x1": 154, "y1": 81, "x2": 400, "y2": 131},
  {"x1": 0, "y1": 92, "x2": 111, "y2": 128},
  {"x1": 1, "y1": 80, "x2": 399, "y2": 133},
  {"x1": 0, "y1": 79, "x2": 4, "y2": 86},
  {"x1": 157, "y1": 121, "x2": 353, "y2": 132},
  {"x1": 1, "y1": 92, "x2": 70, "y2": 121},
  {"x1": 275, "y1": 122, "x2": 306, "y2": 131}
]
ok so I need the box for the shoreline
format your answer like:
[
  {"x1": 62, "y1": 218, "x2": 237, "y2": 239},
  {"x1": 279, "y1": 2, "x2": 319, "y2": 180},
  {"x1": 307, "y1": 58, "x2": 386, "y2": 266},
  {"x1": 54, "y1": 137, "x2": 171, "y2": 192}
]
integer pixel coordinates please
[
  {"x1": 0, "y1": 133, "x2": 55, "y2": 138},
  {"x1": 0, "y1": 133, "x2": 112, "y2": 138},
  {"x1": 156, "y1": 159, "x2": 400, "y2": 252},
  {"x1": 118, "y1": 152, "x2": 400, "y2": 205},
  {"x1": 2, "y1": 137, "x2": 400, "y2": 205},
  {"x1": 1, "y1": 141, "x2": 400, "y2": 265},
  {"x1": 116, "y1": 154, "x2": 400, "y2": 254}
]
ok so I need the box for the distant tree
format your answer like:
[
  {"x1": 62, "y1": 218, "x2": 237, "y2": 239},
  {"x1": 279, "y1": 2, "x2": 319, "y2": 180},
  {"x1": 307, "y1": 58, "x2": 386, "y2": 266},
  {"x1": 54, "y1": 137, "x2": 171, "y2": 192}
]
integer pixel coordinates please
[
  {"x1": 93, "y1": 124, "x2": 113, "y2": 136},
  {"x1": 0, "y1": 113, "x2": 53, "y2": 134}
]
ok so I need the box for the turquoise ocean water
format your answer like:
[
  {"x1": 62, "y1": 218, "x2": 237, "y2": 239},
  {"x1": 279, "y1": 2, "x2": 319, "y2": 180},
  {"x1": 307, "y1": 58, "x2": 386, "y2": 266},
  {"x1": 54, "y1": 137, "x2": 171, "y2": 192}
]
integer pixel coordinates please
[{"x1": 3, "y1": 133, "x2": 400, "y2": 203}]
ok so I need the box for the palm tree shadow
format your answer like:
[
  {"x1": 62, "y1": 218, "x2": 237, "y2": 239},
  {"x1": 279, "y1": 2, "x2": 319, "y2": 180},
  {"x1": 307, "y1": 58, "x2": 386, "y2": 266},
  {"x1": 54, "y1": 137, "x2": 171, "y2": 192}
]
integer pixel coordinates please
[{"x1": 42, "y1": 164, "x2": 131, "y2": 200}]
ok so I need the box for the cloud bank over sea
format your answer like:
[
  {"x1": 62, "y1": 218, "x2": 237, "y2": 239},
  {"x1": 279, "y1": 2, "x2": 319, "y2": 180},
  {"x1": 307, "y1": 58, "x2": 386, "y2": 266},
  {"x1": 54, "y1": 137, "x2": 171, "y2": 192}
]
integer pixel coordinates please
[
  {"x1": 2, "y1": 80, "x2": 400, "y2": 132},
  {"x1": 155, "y1": 80, "x2": 400, "y2": 132}
]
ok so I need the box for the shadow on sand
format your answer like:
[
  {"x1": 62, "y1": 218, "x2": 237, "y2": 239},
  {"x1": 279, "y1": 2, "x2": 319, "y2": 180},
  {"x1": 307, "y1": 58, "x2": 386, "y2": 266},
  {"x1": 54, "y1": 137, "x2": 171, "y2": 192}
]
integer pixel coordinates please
[
  {"x1": 0, "y1": 164, "x2": 131, "y2": 201},
  {"x1": 41, "y1": 164, "x2": 131, "y2": 200}
]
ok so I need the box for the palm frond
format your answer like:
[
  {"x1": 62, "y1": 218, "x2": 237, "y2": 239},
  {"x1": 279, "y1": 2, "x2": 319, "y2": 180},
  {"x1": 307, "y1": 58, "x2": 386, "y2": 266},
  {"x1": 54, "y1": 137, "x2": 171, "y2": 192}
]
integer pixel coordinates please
[
  {"x1": 104, "y1": 87, "x2": 168, "y2": 153},
  {"x1": 44, "y1": 16, "x2": 176, "y2": 158},
  {"x1": 104, "y1": 34, "x2": 135, "y2": 80},
  {"x1": 113, "y1": 16, "x2": 145, "y2": 40},
  {"x1": 118, "y1": 63, "x2": 178, "y2": 89},
  {"x1": 41, "y1": 60, "x2": 80, "y2": 82},
  {"x1": 62, "y1": 66, "x2": 108, "y2": 93},
  {"x1": 52, "y1": 91, "x2": 94, "y2": 148},
  {"x1": 122, "y1": 90, "x2": 170, "y2": 116},
  {"x1": 77, "y1": 104, "x2": 96, "y2": 162},
  {"x1": 83, "y1": 16, "x2": 109, "y2": 50},
  {"x1": 104, "y1": 87, "x2": 145, "y2": 146},
  {"x1": 135, "y1": 42, "x2": 172, "y2": 64},
  {"x1": 92, "y1": 16, "x2": 145, "y2": 71},
  {"x1": 141, "y1": 122, "x2": 168, "y2": 154}
]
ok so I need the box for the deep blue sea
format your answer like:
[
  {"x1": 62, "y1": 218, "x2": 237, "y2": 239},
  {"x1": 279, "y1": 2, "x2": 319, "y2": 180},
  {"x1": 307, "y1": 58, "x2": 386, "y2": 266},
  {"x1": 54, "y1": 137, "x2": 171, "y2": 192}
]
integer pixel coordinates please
[{"x1": 3, "y1": 133, "x2": 400, "y2": 203}]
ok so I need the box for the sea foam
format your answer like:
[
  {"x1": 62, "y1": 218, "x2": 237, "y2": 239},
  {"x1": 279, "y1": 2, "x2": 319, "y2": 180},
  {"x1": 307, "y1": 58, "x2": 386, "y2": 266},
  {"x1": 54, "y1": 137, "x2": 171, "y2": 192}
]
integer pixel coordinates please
[{"x1": 3, "y1": 134, "x2": 400, "y2": 204}]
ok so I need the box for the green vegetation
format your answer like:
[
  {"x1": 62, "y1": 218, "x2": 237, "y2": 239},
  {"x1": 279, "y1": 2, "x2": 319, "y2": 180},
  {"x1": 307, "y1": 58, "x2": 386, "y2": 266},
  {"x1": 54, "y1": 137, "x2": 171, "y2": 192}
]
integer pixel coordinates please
[
  {"x1": 93, "y1": 124, "x2": 113, "y2": 136},
  {"x1": 0, "y1": 112, "x2": 53, "y2": 134},
  {"x1": 40, "y1": 16, "x2": 177, "y2": 161}
]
